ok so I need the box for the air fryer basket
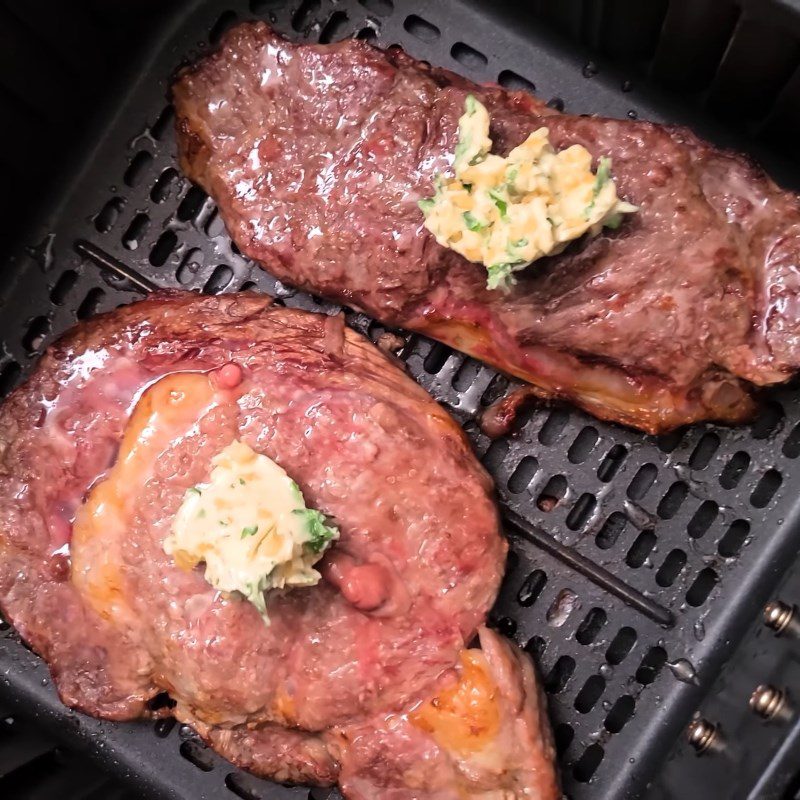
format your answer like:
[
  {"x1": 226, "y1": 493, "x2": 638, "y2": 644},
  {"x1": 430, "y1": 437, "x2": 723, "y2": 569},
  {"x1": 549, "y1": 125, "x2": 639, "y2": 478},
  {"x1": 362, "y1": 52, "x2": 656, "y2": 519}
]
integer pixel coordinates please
[{"x1": 3, "y1": 1, "x2": 800, "y2": 799}]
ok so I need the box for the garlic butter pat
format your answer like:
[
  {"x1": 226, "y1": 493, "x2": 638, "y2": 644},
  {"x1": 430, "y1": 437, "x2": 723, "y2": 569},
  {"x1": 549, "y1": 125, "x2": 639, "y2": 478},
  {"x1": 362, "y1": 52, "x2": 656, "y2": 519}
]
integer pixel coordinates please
[
  {"x1": 419, "y1": 94, "x2": 637, "y2": 290},
  {"x1": 164, "y1": 440, "x2": 338, "y2": 620}
]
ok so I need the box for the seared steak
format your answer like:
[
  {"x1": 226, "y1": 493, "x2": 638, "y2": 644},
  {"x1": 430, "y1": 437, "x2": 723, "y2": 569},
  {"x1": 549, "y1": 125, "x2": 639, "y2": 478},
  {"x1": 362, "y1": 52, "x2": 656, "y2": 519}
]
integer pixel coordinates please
[
  {"x1": 0, "y1": 292, "x2": 557, "y2": 797},
  {"x1": 173, "y1": 22, "x2": 800, "y2": 432}
]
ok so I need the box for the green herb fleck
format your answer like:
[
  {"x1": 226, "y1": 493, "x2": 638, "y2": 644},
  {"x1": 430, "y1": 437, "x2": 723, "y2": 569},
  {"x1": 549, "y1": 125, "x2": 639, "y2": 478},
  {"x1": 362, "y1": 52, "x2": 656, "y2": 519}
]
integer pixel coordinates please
[
  {"x1": 487, "y1": 262, "x2": 520, "y2": 291},
  {"x1": 465, "y1": 93, "x2": 478, "y2": 114},
  {"x1": 293, "y1": 508, "x2": 339, "y2": 554},
  {"x1": 241, "y1": 525, "x2": 259, "y2": 539},
  {"x1": 463, "y1": 211, "x2": 487, "y2": 232},
  {"x1": 586, "y1": 156, "x2": 612, "y2": 219},
  {"x1": 187, "y1": 487, "x2": 201, "y2": 496},
  {"x1": 197, "y1": 509, "x2": 206, "y2": 519},
  {"x1": 463, "y1": 183, "x2": 473, "y2": 194},
  {"x1": 513, "y1": 238, "x2": 529, "y2": 248},
  {"x1": 603, "y1": 212, "x2": 623, "y2": 230},
  {"x1": 594, "y1": 156, "x2": 612, "y2": 192},
  {"x1": 418, "y1": 198, "x2": 435, "y2": 214},
  {"x1": 239, "y1": 478, "x2": 246, "y2": 486},
  {"x1": 489, "y1": 189, "x2": 508, "y2": 220}
]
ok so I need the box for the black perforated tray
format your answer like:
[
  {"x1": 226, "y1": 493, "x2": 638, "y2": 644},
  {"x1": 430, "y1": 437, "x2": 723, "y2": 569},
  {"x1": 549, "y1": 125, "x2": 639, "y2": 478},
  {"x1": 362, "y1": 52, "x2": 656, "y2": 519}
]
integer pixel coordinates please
[{"x1": 3, "y1": 1, "x2": 800, "y2": 799}]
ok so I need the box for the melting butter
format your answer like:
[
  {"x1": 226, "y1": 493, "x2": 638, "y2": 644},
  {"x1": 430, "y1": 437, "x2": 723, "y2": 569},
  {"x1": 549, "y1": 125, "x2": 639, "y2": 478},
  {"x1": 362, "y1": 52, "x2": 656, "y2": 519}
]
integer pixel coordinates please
[
  {"x1": 419, "y1": 94, "x2": 637, "y2": 290},
  {"x1": 163, "y1": 440, "x2": 338, "y2": 620}
]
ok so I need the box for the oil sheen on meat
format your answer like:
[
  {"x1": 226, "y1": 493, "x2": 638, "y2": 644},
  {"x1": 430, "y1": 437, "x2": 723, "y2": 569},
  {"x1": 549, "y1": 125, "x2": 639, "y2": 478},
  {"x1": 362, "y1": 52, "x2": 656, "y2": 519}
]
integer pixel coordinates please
[
  {"x1": 0, "y1": 292, "x2": 559, "y2": 798},
  {"x1": 173, "y1": 22, "x2": 800, "y2": 432}
]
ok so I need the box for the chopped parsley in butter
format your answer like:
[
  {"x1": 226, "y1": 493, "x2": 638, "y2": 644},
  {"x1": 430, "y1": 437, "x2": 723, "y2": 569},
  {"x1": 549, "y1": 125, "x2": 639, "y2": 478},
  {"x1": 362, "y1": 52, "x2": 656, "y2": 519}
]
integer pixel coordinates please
[
  {"x1": 419, "y1": 94, "x2": 638, "y2": 290},
  {"x1": 163, "y1": 440, "x2": 338, "y2": 621}
]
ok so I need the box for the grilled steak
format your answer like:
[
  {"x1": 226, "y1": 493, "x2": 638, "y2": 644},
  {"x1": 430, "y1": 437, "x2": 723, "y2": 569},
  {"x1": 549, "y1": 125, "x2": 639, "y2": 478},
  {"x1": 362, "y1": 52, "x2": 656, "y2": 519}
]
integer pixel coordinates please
[
  {"x1": 173, "y1": 22, "x2": 800, "y2": 433},
  {"x1": 0, "y1": 292, "x2": 558, "y2": 797}
]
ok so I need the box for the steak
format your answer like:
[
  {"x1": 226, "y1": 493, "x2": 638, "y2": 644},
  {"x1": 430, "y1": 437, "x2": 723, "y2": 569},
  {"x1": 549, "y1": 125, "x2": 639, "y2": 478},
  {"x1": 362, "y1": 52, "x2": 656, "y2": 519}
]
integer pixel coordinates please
[
  {"x1": 0, "y1": 292, "x2": 558, "y2": 797},
  {"x1": 173, "y1": 22, "x2": 800, "y2": 433}
]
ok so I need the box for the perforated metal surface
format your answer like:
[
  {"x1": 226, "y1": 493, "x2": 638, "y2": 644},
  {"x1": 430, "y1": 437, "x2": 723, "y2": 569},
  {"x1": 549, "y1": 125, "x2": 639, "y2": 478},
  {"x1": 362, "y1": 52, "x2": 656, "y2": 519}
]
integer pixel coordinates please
[{"x1": 2, "y1": 1, "x2": 800, "y2": 799}]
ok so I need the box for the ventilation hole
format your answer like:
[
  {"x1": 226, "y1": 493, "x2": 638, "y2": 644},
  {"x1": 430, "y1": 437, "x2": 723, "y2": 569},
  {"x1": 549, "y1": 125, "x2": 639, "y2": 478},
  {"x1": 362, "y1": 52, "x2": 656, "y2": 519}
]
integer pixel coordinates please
[
  {"x1": 204, "y1": 208, "x2": 225, "y2": 238},
  {"x1": 575, "y1": 608, "x2": 607, "y2": 645},
  {"x1": 147, "y1": 692, "x2": 176, "y2": 711},
  {"x1": 77, "y1": 288, "x2": 106, "y2": 320},
  {"x1": 635, "y1": 646, "x2": 667, "y2": 685},
  {"x1": 752, "y1": 401, "x2": 784, "y2": 439},
  {"x1": 358, "y1": 0, "x2": 392, "y2": 15},
  {"x1": 598, "y1": 444, "x2": 627, "y2": 482},
  {"x1": 596, "y1": 512, "x2": 627, "y2": 550},
  {"x1": 225, "y1": 772, "x2": 263, "y2": 800},
  {"x1": 783, "y1": 422, "x2": 800, "y2": 458},
  {"x1": 480, "y1": 373, "x2": 509, "y2": 407},
  {"x1": 452, "y1": 359, "x2": 481, "y2": 392},
  {"x1": 250, "y1": 0, "x2": 284, "y2": 11},
  {"x1": 292, "y1": 0, "x2": 321, "y2": 31},
  {"x1": 574, "y1": 674, "x2": 606, "y2": 714},
  {"x1": 151, "y1": 168, "x2": 180, "y2": 203},
  {"x1": 720, "y1": 451, "x2": 750, "y2": 489},
  {"x1": 179, "y1": 739, "x2": 214, "y2": 772},
  {"x1": 517, "y1": 569, "x2": 547, "y2": 607},
  {"x1": 657, "y1": 481, "x2": 688, "y2": 519},
  {"x1": 122, "y1": 213, "x2": 150, "y2": 250},
  {"x1": 420, "y1": 341, "x2": 449, "y2": 373},
  {"x1": 547, "y1": 96, "x2": 565, "y2": 111},
  {"x1": 149, "y1": 230, "x2": 178, "y2": 267},
  {"x1": 355, "y1": 26, "x2": 377, "y2": 41},
  {"x1": 544, "y1": 655, "x2": 575, "y2": 693},
  {"x1": 546, "y1": 588, "x2": 579, "y2": 628},
  {"x1": 655, "y1": 549, "x2": 687, "y2": 587},
  {"x1": 0, "y1": 361, "x2": 21, "y2": 397},
  {"x1": 553, "y1": 723, "x2": 574, "y2": 757},
  {"x1": 539, "y1": 408, "x2": 569, "y2": 445},
  {"x1": 687, "y1": 500, "x2": 718, "y2": 539},
  {"x1": 626, "y1": 530, "x2": 656, "y2": 568},
  {"x1": 494, "y1": 616, "x2": 517, "y2": 638},
  {"x1": 22, "y1": 316, "x2": 50, "y2": 354},
  {"x1": 319, "y1": 11, "x2": 349, "y2": 43},
  {"x1": 153, "y1": 718, "x2": 176, "y2": 738},
  {"x1": 481, "y1": 438, "x2": 508, "y2": 471},
  {"x1": 498, "y1": 69, "x2": 536, "y2": 93},
  {"x1": 203, "y1": 265, "x2": 234, "y2": 295},
  {"x1": 607, "y1": 627, "x2": 637, "y2": 665},
  {"x1": 209, "y1": 10, "x2": 238, "y2": 43},
  {"x1": 240, "y1": 280, "x2": 257, "y2": 292},
  {"x1": 450, "y1": 42, "x2": 487, "y2": 68},
  {"x1": 150, "y1": 105, "x2": 174, "y2": 140},
  {"x1": 657, "y1": 429, "x2": 684, "y2": 453},
  {"x1": 686, "y1": 568, "x2": 718, "y2": 607},
  {"x1": 604, "y1": 695, "x2": 635, "y2": 734},
  {"x1": 627, "y1": 463, "x2": 657, "y2": 500},
  {"x1": 566, "y1": 493, "x2": 596, "y2": 531},
  {"x1": 507, "y1": 456, "x2": 538, "y2": 494},
  {"x1": 573, "y1": 744, "x2": 604, "y2": 783},
  {"x1": 94, "y1": 197, "x2": 125, "y2": 234},
  {"x1": 751, "y1": 469, "x2": 782, "y2": 508},
  {"x1": 176, "y1": 248, "x2": 204, "y2": 284},
  {"x1": 537, "y1": 475, "x2": 567, "y2": 512},
  {"x1": 403, "y1": 14, "x2": 440, "y2": 41},
  {"x1": 525, "y1": 635, "x2": 546, "y2": 661},
  {"x1": 718, "y1": 519, "x2": 750, "y2": 558},
  {"x1": 123, "y1": 150, "x2": 153, "y2": 187},
  {"x1": 568, "y1": 426, "x2": 598, "y2": 463},
  {"x1": 688, "y1": 431, "x2": 720, "y2": 470},
  {"x1": 50, "y1": 270, "x2": 78, "y2": 305},
  {"x1": 177, "y1": 186, "x2": 208, "y2": 221}
]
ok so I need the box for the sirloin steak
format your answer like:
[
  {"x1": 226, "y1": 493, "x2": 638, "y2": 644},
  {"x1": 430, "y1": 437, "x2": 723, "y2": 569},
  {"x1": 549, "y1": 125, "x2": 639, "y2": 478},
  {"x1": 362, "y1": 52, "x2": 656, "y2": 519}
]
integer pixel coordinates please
[
  {"x1": 173, "y1": 22, "x2": 800, "y2": 433},
  {"x1": 0, "y1": 292, "x2": 559, "y2": 797}
]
